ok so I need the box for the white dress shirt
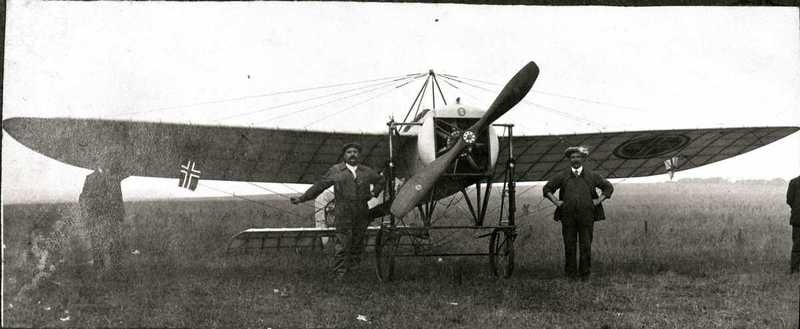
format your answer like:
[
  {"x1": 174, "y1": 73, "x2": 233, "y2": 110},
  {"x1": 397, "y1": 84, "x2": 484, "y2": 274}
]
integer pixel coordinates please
[
  {"x1": 572, "y1": 166, "x2": 583, "y2": 176},
  {"x1": 346, "y1": 163, "x2": 358, "y2": 179}
]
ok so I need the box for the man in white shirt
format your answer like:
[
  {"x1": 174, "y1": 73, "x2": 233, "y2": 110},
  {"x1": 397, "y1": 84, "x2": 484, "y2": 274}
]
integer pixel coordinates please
[{"x1": 543, "y1": 146, "x2": 614, "y2": 279}]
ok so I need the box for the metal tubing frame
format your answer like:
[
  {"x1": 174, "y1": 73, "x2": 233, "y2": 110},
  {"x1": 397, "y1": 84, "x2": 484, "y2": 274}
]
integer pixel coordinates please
[
  {"x1": 505, "y1": 124, "x2": 516, "y2": 226},
  {"x1": 376, "y1": 122, "x2": 517, "y2": 259}
]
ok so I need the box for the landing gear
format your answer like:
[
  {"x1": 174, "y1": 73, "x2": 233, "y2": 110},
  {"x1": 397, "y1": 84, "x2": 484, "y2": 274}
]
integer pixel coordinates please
[
  {"x1": 375, "y1": 121, "x2": 520, "y2": 282},
  {"x1": 489, "y1": 228, "x2": 515, "y2": 278},
  {"x1": 375, "y1": 228, "x2": 398, "y2": 282}
]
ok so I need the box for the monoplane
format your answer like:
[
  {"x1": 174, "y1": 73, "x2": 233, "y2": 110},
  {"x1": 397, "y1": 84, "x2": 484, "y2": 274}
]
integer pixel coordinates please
[{"x1": 4, "y1": 62, "x2": 797, "y2": 280}]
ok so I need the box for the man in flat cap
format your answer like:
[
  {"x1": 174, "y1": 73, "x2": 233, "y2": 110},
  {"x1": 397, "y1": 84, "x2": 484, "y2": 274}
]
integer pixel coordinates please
[
  {"x1": 291, "y1": 142, "x2": 385, "y2": 278},
  {"x1": 543, "y1": 146, "x2": 613, "y2": 279},
  {"x1": 787, "y1": 174, "x2": 800, "y2": 273}
]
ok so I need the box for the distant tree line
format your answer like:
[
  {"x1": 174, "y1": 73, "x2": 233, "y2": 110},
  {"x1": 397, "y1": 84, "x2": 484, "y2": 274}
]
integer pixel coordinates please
[{"x1": 677, "y1": 177, "x2": 787, "y2": 186}]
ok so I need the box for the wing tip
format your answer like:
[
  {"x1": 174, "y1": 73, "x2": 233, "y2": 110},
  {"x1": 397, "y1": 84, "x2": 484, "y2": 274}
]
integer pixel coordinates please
[{"x1": 2, "y1": 117, "x2": 30, "y2": 138}]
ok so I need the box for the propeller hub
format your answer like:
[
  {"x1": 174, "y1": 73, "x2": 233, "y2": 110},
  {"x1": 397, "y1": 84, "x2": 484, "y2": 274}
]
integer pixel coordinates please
[{"x1": 462, "y1": 131, "x2": 477, "y2": 145}]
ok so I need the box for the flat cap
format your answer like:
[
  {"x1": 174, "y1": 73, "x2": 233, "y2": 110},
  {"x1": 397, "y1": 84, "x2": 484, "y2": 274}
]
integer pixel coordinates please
[{"x1": 341, "y1": 142, "x2": 363, "y2": 154}]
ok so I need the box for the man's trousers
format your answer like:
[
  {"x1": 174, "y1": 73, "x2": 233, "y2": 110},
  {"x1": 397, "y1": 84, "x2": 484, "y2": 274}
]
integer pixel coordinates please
[
  {"x1": 332, "y1": 201, "x2": 370, "y2": 276},
  {"x1": 561, "y1": 220, "x2": 593, "y2": 277},
  {"x1": 791, "y1": 225, "x2": 799, "y2": 273}
]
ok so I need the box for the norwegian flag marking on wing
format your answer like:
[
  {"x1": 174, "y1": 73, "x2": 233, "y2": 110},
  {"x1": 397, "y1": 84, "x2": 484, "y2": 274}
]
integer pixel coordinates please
[
  {"x1": 663, "y1": 156, "x2": 681, "y2": 179},
  {"x1": 179, "y1": 160, "x2": 201, "y2": 191}
]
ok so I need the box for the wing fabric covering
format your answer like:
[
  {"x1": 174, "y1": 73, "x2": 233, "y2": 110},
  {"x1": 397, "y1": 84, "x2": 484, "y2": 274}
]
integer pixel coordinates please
[
  {"x1": 2, "y1": 117, "x2": 395, "y2": 184},
  {"x1": 4, "y1": 118, "x2": 797, "y2": 185},
  {"x1": 496, "y1": 127, "x2": 799, "y2": 182}
]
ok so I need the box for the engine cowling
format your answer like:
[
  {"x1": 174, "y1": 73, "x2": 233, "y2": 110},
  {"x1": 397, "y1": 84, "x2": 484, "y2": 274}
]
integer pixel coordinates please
[{"x1": 417, "y1": 104, "x2": 499, "y2": 175}]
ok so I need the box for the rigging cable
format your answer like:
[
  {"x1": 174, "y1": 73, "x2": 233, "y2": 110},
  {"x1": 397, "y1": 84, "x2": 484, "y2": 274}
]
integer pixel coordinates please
[
  {"x1": 111, "y1": 73, "x2": 421, "y2": 119},
  {"x1": 197, "y1": 182, "x2": 308, "y2": 220},
  {"x1": 215, "y1": 74, "x2": 424, "y2": 123},
  {"x1": 303, "y1": 77, "x2": 421, "y2": 128},
  {"x1": 438, "y1": 75, "x2": 607, "y2": 131},
  {"x1": 246, "y1": 182, "x2": 331, "y2": 216},
  {"x1": 246, "y1": 182, "x2": 313, "y2": 209},
  {"x1": 434, "y1": 76, "x2": 539, "y2": 133},
  {"x1": 439, "y1": 73, "x2": 650, "y2": 113},
  {"x1": 254, "y1": 74, "x2": 425, "y2": 125}
]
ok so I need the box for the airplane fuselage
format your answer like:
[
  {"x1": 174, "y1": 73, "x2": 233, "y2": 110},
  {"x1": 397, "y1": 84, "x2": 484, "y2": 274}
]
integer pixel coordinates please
[{"x1": 391, "y1": 103, "x2": 501, "y2": 202}]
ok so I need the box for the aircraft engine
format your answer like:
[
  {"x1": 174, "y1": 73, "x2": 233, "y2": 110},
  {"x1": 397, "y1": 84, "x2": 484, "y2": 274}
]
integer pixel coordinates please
[{"x1": 417, "y1": 104, "x2": 499, "y2": 175}]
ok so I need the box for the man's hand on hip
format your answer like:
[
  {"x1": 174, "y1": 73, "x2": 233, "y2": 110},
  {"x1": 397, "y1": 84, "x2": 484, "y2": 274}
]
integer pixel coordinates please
[{"x1": 593, "y1": 195, "x2": 607, "y2": 206}]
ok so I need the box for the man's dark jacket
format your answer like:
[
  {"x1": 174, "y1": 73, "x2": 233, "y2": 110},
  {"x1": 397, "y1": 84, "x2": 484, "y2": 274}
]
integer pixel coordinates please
[
  {"x1": 79, "y1": 171, "x2": 125, "y2": 222},
  {"x1": 298, "y1": 163, "x2": 384, "y2": 221},
  {"x1": 542, "y1": 168, "x2": 614, "y2": 225},
  {"x1": 788, "y1": 176, "x2": 800, "y2": 226}
]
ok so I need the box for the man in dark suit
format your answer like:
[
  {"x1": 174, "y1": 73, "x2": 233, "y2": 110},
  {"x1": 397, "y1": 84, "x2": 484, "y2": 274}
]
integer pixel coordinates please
[
  {"x1": 291, "y1": 142, "x2": 385, "y2": 278},
  {"x1": 543, "y1": 146, "x2": 613, "y2": 279},
  {"x1": 787, "y1": 175, "x2": 800, "y2": 273}
]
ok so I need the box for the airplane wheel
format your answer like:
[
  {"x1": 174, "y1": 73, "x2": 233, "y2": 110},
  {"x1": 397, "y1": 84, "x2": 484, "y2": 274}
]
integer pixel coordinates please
[
  {"x1": 489, "y1": 229, "x2": 515, "y2": 278},
  {"x1": 375, "y1": 228, "x2": 399, "y2": 282}
]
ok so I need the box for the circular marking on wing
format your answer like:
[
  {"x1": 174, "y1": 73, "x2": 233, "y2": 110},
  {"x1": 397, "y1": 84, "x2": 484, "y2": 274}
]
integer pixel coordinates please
[
  {"x1": 613, "y1": 134, "x2": 691, "y2": 159},
  {"x1": 415, "y1": 184, "x2": 423, "y2": 191},
  {"x1": 457, "y1": 107, "x2": 466, "y2": 116}
]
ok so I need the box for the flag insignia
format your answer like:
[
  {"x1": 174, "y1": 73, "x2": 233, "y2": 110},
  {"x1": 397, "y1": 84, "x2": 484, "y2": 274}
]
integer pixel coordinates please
[
  {"x1": 179, "y1": 160, "x2": 201, "y2": 190},
  {"x1": 663, "y1": 156, "x2": 681, "y2": 179}
]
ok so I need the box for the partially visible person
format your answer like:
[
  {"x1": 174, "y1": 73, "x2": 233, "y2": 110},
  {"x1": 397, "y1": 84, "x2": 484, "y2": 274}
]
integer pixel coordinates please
[
  {"x1": 543, "y1": 146, "x2": 613, "y2": 279},
  {"x1": 79, "y1": 166, "x2": 127, "y2": 271},
  {"x1": 787, "y1": 175, "x2": 800, "y2": 274},
  {"x1": 15, "y1": 207, "x2": 65, "y2": 302}
]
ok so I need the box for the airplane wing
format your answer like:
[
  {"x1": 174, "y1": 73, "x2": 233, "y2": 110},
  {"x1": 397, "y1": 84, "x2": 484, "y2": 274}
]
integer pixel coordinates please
[
  {"x1": 2, "y1": 117, "x2": 409, "y2": 184},
  {"x1": 5, "y1": 118, "x2": 796, "y2": 184},
  {"x1": 495, "y1": 126, "x2": 799, "y2": 182}
]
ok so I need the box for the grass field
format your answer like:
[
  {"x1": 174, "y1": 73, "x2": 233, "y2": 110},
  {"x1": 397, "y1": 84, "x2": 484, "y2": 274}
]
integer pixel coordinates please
[{"x1": 2, "y1": 181, "x2": 799, "y2": 328}]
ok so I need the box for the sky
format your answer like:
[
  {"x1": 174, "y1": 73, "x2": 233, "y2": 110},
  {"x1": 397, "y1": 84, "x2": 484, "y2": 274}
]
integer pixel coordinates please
[{"x1": 2, "y1": 2, "x2": 799, "y2": 203}]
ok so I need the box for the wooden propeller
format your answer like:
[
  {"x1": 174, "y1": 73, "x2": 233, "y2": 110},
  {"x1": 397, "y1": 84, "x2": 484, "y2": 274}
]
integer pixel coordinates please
[{"x1": 390, "y1": 62, "x2": 540, "y2": 218}]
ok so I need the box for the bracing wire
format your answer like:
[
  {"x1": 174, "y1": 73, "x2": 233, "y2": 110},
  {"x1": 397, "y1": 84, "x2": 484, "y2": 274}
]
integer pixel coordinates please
[
  {"x1": 434, "y1": 77, "x2": 539, "y2": 133},
  {"x1": 528, "y1": 102, "x2": 608, "y2": 132},
  {"x1": 280, "y1": 183, "x2": 303, "y2": 194},
  {"x1": 198, "y1": 182, "x2": 308, "y2": 219},
  {"x1": 246, "y1": 182, "x2": 312, "y2": 208},
  {"x1": 439, "y1": 76, "x2": 461, "y2": 91},
  {"x1": 247, "y1": 182, "x2": 331, "y2": 216},
  {"x1": 214, "y1": 74, "x2": 423, "y2": 123},
  {"x1": 255, "y1": 74, "x2": 425, "y2": 125},
  {"x1": 440, "y1": 73, "x2": 650, "y2": 113},
  {"x1": 111, "y1": 73, "x2": 421, "y2": 119},
  {"x1": 303, "y1": 78, "x2": 416, "y2": 128},
  {"x1": 438, "y1": 75, "x2": 608, "y2": 130}
]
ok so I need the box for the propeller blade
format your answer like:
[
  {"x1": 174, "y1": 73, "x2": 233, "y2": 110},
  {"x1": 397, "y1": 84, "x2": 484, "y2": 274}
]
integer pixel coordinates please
[
  {"x1": 469, "y1": 61, "x2": 539, "y2": 133},
  {"x1": 390, "y1": 62, "x2": 539, "y2": 218},
  {"x1": 390, "y1": 139, "x2": 465, "y2": 217}
]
